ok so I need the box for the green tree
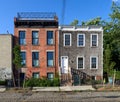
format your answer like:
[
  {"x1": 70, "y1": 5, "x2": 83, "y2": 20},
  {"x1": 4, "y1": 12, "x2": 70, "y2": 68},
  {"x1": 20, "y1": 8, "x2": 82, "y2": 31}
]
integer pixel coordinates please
[
  {"x1": 13, "y1": 45, "x2": 22, "y2": 87},
  {"x1": 81, "y1": 17, "x2": 103, "y2": 26},
  {"x1": 70, "y1": 19, "x2": 79, "y2": 26},
  {"x1": 104, "y1": 2, "x2": 120, "y2": 72},
  {"x1": 104, "y1": 44, "x2": 116, "y2": 76}
]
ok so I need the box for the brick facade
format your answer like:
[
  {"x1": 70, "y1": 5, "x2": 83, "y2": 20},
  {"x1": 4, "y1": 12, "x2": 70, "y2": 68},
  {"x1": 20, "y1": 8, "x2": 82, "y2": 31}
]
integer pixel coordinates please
[{"x1": 14, "y1": 13, "x2": 59, "y2": 79}]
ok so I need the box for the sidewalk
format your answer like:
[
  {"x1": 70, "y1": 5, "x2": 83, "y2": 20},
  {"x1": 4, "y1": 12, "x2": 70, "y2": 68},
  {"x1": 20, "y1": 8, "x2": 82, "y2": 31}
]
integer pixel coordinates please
[
  {"x1": 32, "y1": 85, "x2": 95, "y2": 92},
  {"x1": 0, "y1": 86, "x2": 6, "y2": 92}
]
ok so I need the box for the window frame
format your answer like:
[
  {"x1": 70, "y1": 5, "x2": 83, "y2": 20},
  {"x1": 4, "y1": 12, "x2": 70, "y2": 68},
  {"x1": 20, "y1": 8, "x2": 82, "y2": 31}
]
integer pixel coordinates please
[
  {"x1": 64, "y1": 33, "x2": 71, "y2": 46},
  {"x1": 19, "y1": 31, "x2": 26, "y2": 45},
  {"x1": 47, "y1": 51, "x2": 54, "y2": 67},
  {"x1": 91, "y1": 34, "x2": 98, "y2": 47},
  {"x1": 77, "y1": 56, "x2": 84, "y2": 69},
  {"x1": 77, "y1": 34, "x2": 85, "y2": 47},
  {"x1": 20, "y1": 51, "x2": 26, "y2": 66},
  {"x1": 32, "y1": 52, "x2": 39, "y2": 67},
  {"x1": 90, "y1": 56, "x2": 98, "y2": 69},
  {"x1": 47, "y1": 31, "x2": 54, "y2": 45},
  {"x1": 32, "y1": 31, "x2": 39, "y2": 45},
  {"x1": 47, "y1": 72, "x2": 54, "y2": 80},
  {"x1": 32, "y1": 72, "x2": 40, "y2": 78}
]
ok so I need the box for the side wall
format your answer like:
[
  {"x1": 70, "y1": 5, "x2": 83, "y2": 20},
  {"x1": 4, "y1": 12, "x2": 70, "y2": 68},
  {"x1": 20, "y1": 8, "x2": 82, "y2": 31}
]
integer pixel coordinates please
[{"x1": 0, "y1": 35, "x2": 12, "y2": 80}]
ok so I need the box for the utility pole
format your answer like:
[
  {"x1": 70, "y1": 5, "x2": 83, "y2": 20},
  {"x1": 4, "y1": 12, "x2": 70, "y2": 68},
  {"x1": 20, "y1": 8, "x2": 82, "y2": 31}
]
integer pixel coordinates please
[
  {"x1": 113, "y1": 69, "x2": 116, "y2": 88},
  {"x1": 61, "y1": 0, "x2": 66, "y2": 25}
]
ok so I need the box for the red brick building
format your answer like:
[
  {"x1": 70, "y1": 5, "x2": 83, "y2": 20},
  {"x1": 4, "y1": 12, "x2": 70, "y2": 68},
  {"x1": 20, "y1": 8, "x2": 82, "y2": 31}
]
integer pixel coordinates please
[{"x1": 14, "y1": 12, "x2": 59, "y2": 79}]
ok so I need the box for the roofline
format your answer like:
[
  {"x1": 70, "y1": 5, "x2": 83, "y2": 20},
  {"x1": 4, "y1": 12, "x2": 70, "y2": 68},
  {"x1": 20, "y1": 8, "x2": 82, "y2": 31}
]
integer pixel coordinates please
[
  {"x1": 0, "y1": 34, "x2": 13, "y2": 36},
  {"x1": 59, "y1": 25, "x2": 103, "y2": 31}
]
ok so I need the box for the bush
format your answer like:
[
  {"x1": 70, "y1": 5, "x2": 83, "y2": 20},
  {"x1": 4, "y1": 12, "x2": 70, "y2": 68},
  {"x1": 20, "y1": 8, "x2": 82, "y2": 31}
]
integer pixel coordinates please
[
  {"x1": 0, "y1": 80, "x2": 6, "y2": 85},
  {"x1": 24, "y1": 78, "x2": 60, "y2": 87},
  {"x1": 92, "y1": 80, "x2": 102, "y2": 84}
]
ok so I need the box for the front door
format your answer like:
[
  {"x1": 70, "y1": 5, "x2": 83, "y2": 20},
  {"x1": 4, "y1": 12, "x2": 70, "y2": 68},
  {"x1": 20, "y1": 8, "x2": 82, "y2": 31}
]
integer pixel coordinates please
[{"x1": 61, "y1": 56, "x2": 68, "y2": 74}]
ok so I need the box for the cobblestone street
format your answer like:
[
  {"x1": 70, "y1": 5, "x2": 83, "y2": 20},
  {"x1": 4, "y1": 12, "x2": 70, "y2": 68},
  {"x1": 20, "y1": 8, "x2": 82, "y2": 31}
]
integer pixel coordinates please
[{"x1": 0, "y1": 91, "x2": 120, "y2": 102}]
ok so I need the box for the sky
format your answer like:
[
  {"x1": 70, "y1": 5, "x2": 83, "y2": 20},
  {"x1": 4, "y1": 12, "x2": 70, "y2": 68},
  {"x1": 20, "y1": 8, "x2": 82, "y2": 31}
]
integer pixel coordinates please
[{"x1": 0, "y1": 0, "x2": 118, "y2": 34}]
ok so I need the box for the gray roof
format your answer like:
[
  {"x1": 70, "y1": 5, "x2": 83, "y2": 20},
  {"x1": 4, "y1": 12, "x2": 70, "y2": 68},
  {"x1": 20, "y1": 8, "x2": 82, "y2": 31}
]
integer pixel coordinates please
[{"x1": 17, "y1": 12, "x2": 56, "y2": 20}]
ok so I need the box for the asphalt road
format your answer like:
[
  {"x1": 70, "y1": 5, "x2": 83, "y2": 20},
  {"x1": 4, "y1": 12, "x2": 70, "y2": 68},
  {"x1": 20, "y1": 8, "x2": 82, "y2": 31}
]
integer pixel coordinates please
[{"x1": 0, "y1": 91, "x2": 120, "y2": 102}]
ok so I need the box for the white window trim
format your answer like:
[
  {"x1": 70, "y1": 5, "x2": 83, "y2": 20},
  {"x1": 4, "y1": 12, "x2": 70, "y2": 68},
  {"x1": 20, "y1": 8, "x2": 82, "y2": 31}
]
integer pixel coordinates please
[
  {"x1": 77, "y1": 56, "x2": 85, "y2": 69},
  {"x1": 77, "y1": 34, "x2": 85, "y2": 47},
  {"x1": 90, "y1": 56, "x2": 98, "y2": 69},
  {"x1": 91, "y1": 34, "x2": 98, "y2": 47},
  {"x1": 31, "y1": 50, "x2": 39, "y2": 52},
  {"x1": 64, "y1": 33, "x2": 72, "y2": 46}
]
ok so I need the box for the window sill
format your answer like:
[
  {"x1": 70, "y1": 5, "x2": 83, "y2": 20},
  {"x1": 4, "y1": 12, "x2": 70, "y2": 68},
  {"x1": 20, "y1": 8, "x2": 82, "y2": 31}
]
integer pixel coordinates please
[
  {"x1": 64, "y1": 45, "x2": 71, "y2": 47},
  {"x1": 32, "y1": 66, "x2": 40, "y2": 68},
  {"x1": 32, "y1": 44, "x2": 40, "y2": 46},
  {"x1": 78, "y1": 68, "x2": 84, "y2": 70},
  {"x1": 47, "y1": 66, "x2": 55, "y2": 68},
  {"x1": 20, "y1": 44, "x2": 27, "y2": 46},
  {"x1": 47, "y1": 44, "x2": 55, "y2": 46},
  {"x1": 91, "y1": 46, "x2": 98, "y2": 48},
  {"x1": 90, "y1": 68, "x2": 98, "y2": 70},
  {"x1": 77, "y1": 46, "x2": 85, "y2": 47}
]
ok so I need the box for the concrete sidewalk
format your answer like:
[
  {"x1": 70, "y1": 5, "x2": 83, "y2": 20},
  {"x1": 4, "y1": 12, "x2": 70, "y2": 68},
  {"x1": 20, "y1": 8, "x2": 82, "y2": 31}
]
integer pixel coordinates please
[
  {"x1": 32, "y1": 85, "x2": 95, "y2": 92},
  {"x1": 0, "y1": 86, "x2": 6, "y2": 92}
]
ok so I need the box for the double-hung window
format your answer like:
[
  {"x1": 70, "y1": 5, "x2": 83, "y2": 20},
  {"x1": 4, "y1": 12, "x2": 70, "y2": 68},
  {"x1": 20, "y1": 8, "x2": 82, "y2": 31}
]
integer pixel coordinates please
[
  {"x1": 47, "y1": 51, "x2": 54, "y2": 67},
  {"x1": 90, "y1": 56, "x2": 98, "y2": 69},
  {"x1": 32, "y1": 72, "x2": 39, "y2": 78},
  {"x1": 91, "y1": 34, "x2": 98, "y2": 47},
  {"x1": 77, "y1": 34, "x2": 85, "y2": 47},
  {"x1": 19, "y1": 31, "x2": 26, "y2": 45},
  {"x1": 47, "y1": 73, "x2": 54, "y2": 80},
  {"x1": 47, "y1": 31, "x2": 54, "y2": 45},
  {"x1": 64, "y1": 33, "x2": 71, "y2": 46},
  {"x1": 32, "y1": 31, "x2": 39, "y2": 45},
  {"x1": 77, "y1": 56, "x2": 84, "y2": 69},
  {"x1": 21, "y1": 52, "x2": 26, "y2": 66},
  {"x1": 32, "y1": 52, "x2": 39, "y2": 67}
]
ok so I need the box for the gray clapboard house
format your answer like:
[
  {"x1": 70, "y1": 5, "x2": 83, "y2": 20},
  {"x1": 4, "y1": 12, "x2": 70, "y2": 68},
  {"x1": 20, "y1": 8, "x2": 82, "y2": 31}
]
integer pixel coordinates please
[{"x1": 59, "y1": 26, "x2": 103, "y2": 85}]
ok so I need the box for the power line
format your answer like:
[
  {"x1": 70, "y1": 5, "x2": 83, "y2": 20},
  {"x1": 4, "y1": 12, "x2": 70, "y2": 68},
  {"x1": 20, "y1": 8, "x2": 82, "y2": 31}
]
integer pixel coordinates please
[{"x1": 61, "y1": 0, "x2": 66, "y2": 25}]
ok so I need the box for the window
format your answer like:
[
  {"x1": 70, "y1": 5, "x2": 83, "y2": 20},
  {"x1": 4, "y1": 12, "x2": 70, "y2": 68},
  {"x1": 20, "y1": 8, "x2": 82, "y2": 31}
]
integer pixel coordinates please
[
  {"x1": 47, "y1": 31, "x2": 54, "y2": 45},
  {"x1": 32, "y1": 52, "x2": 39, "y2": 67},
  {"x1": 90, "y1": 56, "x2": 98, "y2": 69},
  {"x1": 77, "y1": 57, "x2": 84, "y2": 69},
  {"x1": 21, "y1": 52, "x2": 26, "y2": 66},
  {"x1": 47, "y1": 73, "x2": 54, "y2": 80},
  {"x1": 77, "y1": 34, "x2": 85, "y2": 47},
  {"x1": 64, "y1": 33, "x2": 71, "y2": 46},
  {"x1": 19, "y1": 31, "x2": 26, "y2": 45},
  {"x1": 32, "y1": 72, "x2": 39, "y2": 78},
  {"x1": 91, "y1": 34, "x2": 98, "y2": 47},
  {"x1": 47, "y1": 51, "x2": 54, "y2": 67},
  {"x1": 32, "y1": 31, "x2": 39, "y2": 45}
]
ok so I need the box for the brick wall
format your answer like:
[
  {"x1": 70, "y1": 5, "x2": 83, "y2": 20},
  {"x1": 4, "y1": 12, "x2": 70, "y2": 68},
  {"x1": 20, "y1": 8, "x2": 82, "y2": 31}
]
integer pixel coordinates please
[{"x1": 14, "y1": 27, "x2": 59, "y2": 78}]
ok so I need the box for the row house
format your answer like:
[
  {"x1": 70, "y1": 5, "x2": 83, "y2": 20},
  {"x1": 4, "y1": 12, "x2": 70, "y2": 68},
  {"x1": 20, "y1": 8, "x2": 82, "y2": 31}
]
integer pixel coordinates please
[
  {"x1": 14, "y1": 12, "x2": 59, "y2": 80},
  {"x1": 59, "y1": 26, "x2": 103, "y2": 81},
  {"x1": 13, "y1": 12, "x2": 103, "y2": 84}
]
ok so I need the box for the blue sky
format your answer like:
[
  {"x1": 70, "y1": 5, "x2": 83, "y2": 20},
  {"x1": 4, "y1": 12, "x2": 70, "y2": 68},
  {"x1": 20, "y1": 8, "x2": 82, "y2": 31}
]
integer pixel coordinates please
[{"x1": 0, "y1": 0, "x2": 117, "y2": 34}]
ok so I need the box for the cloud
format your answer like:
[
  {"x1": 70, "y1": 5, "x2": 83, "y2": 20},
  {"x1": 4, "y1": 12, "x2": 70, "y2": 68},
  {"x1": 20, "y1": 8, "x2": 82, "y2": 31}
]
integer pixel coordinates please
[{"x1": 112, "y1": 0, "x2": 119, "y2": 2}]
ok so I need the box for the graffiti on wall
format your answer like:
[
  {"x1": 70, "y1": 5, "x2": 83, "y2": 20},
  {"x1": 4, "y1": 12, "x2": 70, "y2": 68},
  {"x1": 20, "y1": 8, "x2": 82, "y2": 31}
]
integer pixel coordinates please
[{"x1": 0, "y1": 68, "x2": 12, "y2": 80}]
